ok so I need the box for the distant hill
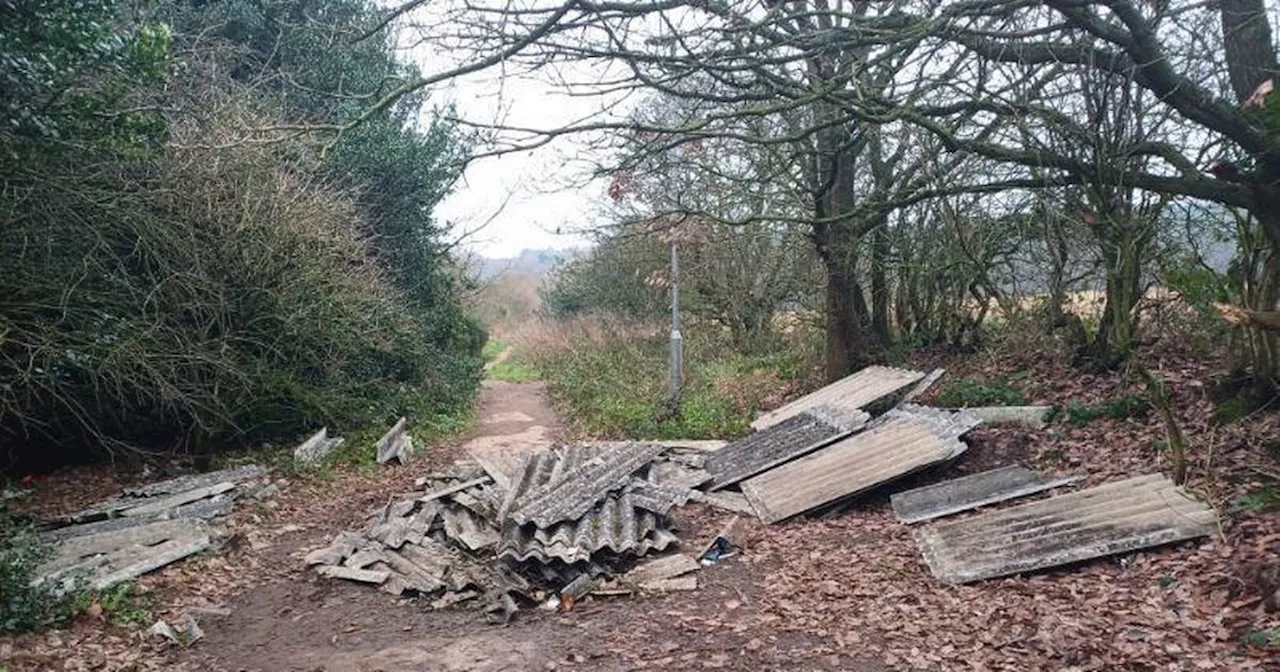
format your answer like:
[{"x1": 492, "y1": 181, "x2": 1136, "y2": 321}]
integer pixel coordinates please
[{"x1": 473, "y1": 248, "x2": 581, "y2": 281}]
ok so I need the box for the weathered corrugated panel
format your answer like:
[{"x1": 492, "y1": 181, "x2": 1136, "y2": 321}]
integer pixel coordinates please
[
  {"x1": 498, "y1": 491, "x2": 677, "y2": 564},
  {"x1": 508, "y1": 443, "x2": 665, "y2": 527},
  {"x1": 469, "y1": 449, "x2": 527, "y2": 493},
  {"x1": 891, "y1": 466, "x2": 1080, "y2": 524},
  {"x1": 942, "y1": 405, "x2": 1054, "y2": 428},
  {"x1": 706, "y1": 405, "x2": 869, "y2": 490},
  {"x1": 751, "y1": 365, "x2": 924, "y2": 430},
  {"x1": 741, "y1": 412, "x2": 967, "y2": 523},
  {"x1": 916, "y1": 474, "x2": 1218, "y2": 584}
]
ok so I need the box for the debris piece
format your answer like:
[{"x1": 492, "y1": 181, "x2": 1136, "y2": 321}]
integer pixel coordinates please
[
  {"x1": 376, "y1": 417, "x2": 412, "y2": 464},
  {"x1": 741, "y1": 411, "x2": 969, "y2": 524},
  {"x1": 499, "y1": 491, "x2": 678, "y2": 564},
  {"x1": 896, "y1": 404, "x2": 984, "y2": 437},
  {"x1": 343, "y1": 549, "x2": 386, "y2": 569},
  {"x1": 687, "y1": 490, "x2": 757, "y2": 516},
  {"x1": 559, "y1": 573, "x2": 598, "y2": 610},
  {"x1": 650, "y1": 440, "x2": 727, "y2": 452},
  {"x1": 122, "y1": 464, "x2": 267, "y2": 499},
  {"x1": 49, "y1": 519, "x2": 201, "y2": 560},
  {"x1": 41, "y1": 494, "x2": 234, "y2": 543},
  {"x1": 705, "y1": 405, "x2": 868, "y2": 490},
  {"x1": 120, "y1": 482, "x2": 235, "y2": 517},
  {"x1": 623, "y1": 554, "x2": 699, "y2": 586},
  {"x1": 891, "y1": 466, "x2": 1080, "y2": 524},
  {"x1": 305, "y1": 534, "x2": 359, "y2": 566},
  {"x1": 637, "y1": 576, "x2": 698, "y2": 592},
  {"x1": 698, "y1": 515, "x2": 743, "y2": 565},
  {"x1": 648, "y1": 461, "x2": 712, "y2": 490},
  {"x1": 420, "y1": 476, "x2": 492, "y2": 504},
  {"x1": 91, "y1": 534, "x2": 211, "y2": 590},
  {"x1": 317, "y1": 565, "x2": 391, "y2": 584},
  {"x1": 945, "y1": 405, "x2": 1055, "y2": 428},
  {"x1": 916, "y1": 473, "x2": 1219, "y2": 584},
  {"x1": 751, "y1": 364, "x2": 925, "y2": 430},
  {"x1": 508, "y1": 443, "x2": 664, "y2": 527},
  {"x1": 486, "y1": 592, "x2": 520, "y2": 624},
  {"x1": 294, "y1": 427, "x2": 344, "y2": 464},
  {"x1": 442, "y1": 505, "x2": 501, "y2": 551},
  {"x1": 470, "y1": 450, "x2": 527, "y2": 492},
  {"x1": 144, "y1": 614, "x2": 204, "y2": 647},
  {"x1": 898, "y1": 368, "x2": 945, "y2": 406}
]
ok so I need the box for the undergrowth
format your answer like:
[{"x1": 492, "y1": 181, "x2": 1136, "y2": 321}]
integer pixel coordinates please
[
  {"x1": 935, "y1": 378, "x2": 1026, "y2": 407},
  {"x1": 1058, "y1": 394, "x2": 1150, "y2": 427},
  {"x1": 0, "y1": 517, "x2": 66, "y2": 634},
  {"x1": 523, "y1": 320, "x2": 819, "y2": 439}
]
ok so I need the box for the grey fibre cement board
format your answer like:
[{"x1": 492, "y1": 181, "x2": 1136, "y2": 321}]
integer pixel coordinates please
[
  {"x1": 705, "y1": 405, "x2": 869, "y2": 490},
  {"x1": 890, "y1": 466, "x2": 1080, "y2": 524},
  {"x1": 741, "y1": 411, "x2": 967, "y2": 524},
  {"x1": 916, "y1": 473, "x2": 1218, "y2": 584},
  {"x1": 751, "y1": 365, "x2": 924, "y2": 431}
]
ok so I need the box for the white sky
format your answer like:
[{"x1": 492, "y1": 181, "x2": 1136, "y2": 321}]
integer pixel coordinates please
[{"x1": 401, "y1": 49, "x2": 612, "y2": 260}]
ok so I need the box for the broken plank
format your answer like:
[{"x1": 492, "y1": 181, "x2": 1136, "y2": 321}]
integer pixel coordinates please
[
  {"x1": 343, "y1": 549, "x2": 387, "y2": 570},
  {"x1": 891, "y1": 466, "x2": 1080, "y2": 524},
  {"x1": 945, "y1": 405, "x2": 1055, "y2": 428},
  {"x1": 122, "y1": 464, "x2": 267, "y2": 498},
  {"x1": 441, "y1": 506, "x2": 500, "y2": 551},
  {"x1": 898, "y1": 368, "x2": 945, "y2": 406},
  {"x1": 916, "y1": 474, "x2": 1218, "y2": 584},
  {"x1": 687, "y1": 490, "x2": 757, "y2": 516},
  {"x1": 706, "y1": 405, "x2": 868, "y2": 490},
  {"x1": 376, "y1": 417, "x2": 411, "y2": 465},
  {"x1": 469, "y1": 450, "x2": 526, "y2": 494},
  {"x1": 52, "y1": 519, "x2": 206, "y2": 560},
  {"x1": 623, "y1": 554, "x2": 699, "y2": 586},
  {"x1": 419, "y1": 476, "x2": 492, "y2": 504},
  {"x1": 637, "y1": 576, "x2": 698, "y2": 592},
  {"x1": 317, "y1": 565, "x2": 390, "y2": 584},
  {"x1": 742, "y1": 412, "x2": 967, "y2": 524},
  {"x1": 120, "y1": 482, "x2": 236, "y2": 517},
  {"x1": 751, "y1": 365, "x2": 925, "y2": 431},
  {"x1": 91, "y1": 535, "x2": 211, "y2": 590},
  {"x1": 304, "y1": 533, "x2": 360, "y2": 566}
]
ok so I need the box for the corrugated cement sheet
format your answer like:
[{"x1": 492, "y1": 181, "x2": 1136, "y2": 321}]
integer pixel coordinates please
[
  {"x1": 891, "y1": 465, "x2": 1080, "y2": 524},
  {"x1": 751, "y1": 365, "x2": 925, "y2": 431},
  {"x1": 498, "y1": 491, "x2": 677, "y2": 564},
  {"x1": 506, "y1": 443, "x2": 664, "y2": 527},
  {"x1": 916, "y1": 473, "x2": 1218, "y2": 584},
  {"x1": 741, "y1": 411, "x2": 968, "y2": 524},
  {"x1": 705, "y1": 405, "x2": 869, "y2": 490}
]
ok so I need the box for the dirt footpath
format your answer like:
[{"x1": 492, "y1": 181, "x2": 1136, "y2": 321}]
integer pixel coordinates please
[{"x1": 172, "y1": 378, "x2": 879, "y2": 672}]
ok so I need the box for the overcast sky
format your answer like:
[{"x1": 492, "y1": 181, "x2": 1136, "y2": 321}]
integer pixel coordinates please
[{"x1": 406, "y1": 52, "x2": 610, "y2": 260}]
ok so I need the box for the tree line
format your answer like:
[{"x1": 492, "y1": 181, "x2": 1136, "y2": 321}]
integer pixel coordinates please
[{"x1": 384, "y1": 0, "x2": 1278, "y2": 389}]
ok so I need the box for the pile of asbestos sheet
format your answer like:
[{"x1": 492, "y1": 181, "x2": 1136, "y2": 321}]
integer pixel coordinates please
[
  {"x1": 35, "y1": 464, "x2": 277, "y2": 591},
  {"x1": 305, "y1": 442, "x2": 719, "y2": 619}
]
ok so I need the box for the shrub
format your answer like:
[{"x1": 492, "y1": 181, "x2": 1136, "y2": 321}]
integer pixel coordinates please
[
  {"x1": 935, "y1": 378, "x2": 1026, "y2": 407},
  {"x1": 526, "y1": 320, "x2": 812, "y2": 439},
  {"x1": 0, "y1": 514, "x2": 69, "y2": 634},
  {"x1": 1062, "y1": 394, "x2": 1150, "y2": 428},
  {"x1": 0, "y1": 103, "x2": 479, "y2": 467}
]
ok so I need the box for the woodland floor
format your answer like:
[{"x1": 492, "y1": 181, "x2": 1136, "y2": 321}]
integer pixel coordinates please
[{"x1": 3, "y1": 344, "x2": 1279, "y2": 671}]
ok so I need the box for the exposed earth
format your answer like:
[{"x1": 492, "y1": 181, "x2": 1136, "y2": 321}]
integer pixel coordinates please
[{"x1": 4, "y1": 350, "x2": 1279, "y2": 671}]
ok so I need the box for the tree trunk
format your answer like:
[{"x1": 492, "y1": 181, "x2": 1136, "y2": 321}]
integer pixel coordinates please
[
  {"x1": 1220, "y1": 0, "x2": 1279, "y2": 103},
  {"x1": 1080, "y1": 214, "x2": 1148, "y2": 369},
  {"x1": 814, "y1": 215, "x2": 876, "y2": 381},
  {"x1": 870, "y1": 219, "x2": 891, "y2": 344}
]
